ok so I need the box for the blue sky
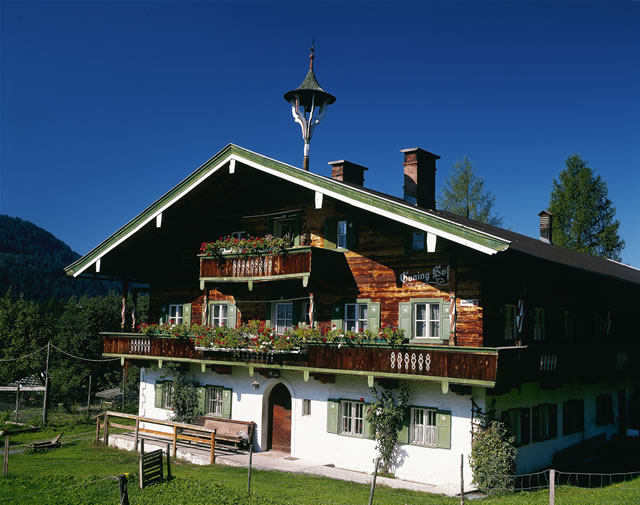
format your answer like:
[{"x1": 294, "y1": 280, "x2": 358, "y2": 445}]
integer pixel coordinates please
[{"x1": 2, "y1": 1, "x2": 639, "y2": 267}]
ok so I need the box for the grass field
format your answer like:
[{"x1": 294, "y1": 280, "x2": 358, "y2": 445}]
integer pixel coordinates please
[{"x1": 1, "y1": 423, "x2": 639, "y2": 504}]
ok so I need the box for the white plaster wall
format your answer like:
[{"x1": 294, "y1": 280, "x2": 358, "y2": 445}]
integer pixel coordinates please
[
  {"x1": 138, "y1": 365, "x2": 483, "y2": 486},
  {"x1": 492, "y1": 380, "x2": 630, "y2": 474}
]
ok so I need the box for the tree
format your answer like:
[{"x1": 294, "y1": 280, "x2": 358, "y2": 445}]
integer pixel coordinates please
[
  {"x1": 549, "y1": 154, "x2": 624, "y2": 261},
  {"x1": 469, "y1": 420, "x2": 517, "y2": 494},
  {"x1": 438, "y1": 156, "x2": 503, "y2": 226}
]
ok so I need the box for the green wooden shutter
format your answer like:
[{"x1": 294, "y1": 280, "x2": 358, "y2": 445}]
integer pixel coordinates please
[
  {"x1": 228, "y1": 303, "x2": 237, "y2": 328},
  {"x1": 331, "y1": 303, "x2": 343, "y2": 330},
  {"x1": 324, "y1": 218, "x2": 337, "y2": 249},
  {"x1": 327, "y1": 399, "x2": 340, "y2": 433},
  {"x1": 265, "y1": 302, "x2": 272, "y2": 328},
  {"x1": 155, "y1": 381, "x2": 164, "y2": 408},
  {"x1": 160, "y1": 305, "x2": 168, "y2": 324},
  {"x1": 436, "y1": 410, "x2": 451, "y2": 449},
  {"x1": 363, "y1": 403, "x2": 374, "y2": 439},
  {"x1": 291, "y1": 303, "x2": 299, "y2": 328},
  {"x1": 550, "y1": 404, "x2": 558, "y2": 439},
  {"x1": 440, "y1": 301, "x2": 451, "y2": 341},
  {"x1": 367, "y1": 302, "x2": 380, "y2": 333},
  {"x1": 222, "y1": 388, "x2": 232, "y2": 419},
  {"x1": 183, "y1": 303, "x2": 192, "y2": 327},
  {"x1": 398, "y1": 303, "x2": 412, "y2": 337},
  {"x1": 198, "y1": 386, "x2": 206, "y2": 415},
  {"x1": 346, "y1": 220, "x2": 358, "y2": 249},
  {"x1": 532, "y1": 406, "x2": 540, "y2": 442},
  {"x1": 397, "y1": 408, "x2": 410, "y2": 444},
  {"x1": 521, "y1": 408, "x2": 531, "y2": 445}
]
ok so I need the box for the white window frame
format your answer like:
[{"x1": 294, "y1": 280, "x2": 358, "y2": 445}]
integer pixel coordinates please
[
  {"x1": 533, "y1": 307, "x2": 545, "y2": 341},
  {"x1": 168, "y1": 304, "x2": 183, "y2": 325},
  {"x1": 337, "y1": 220, "x2": 348, "y2": 249},
  {"x1": 206, "y1": 386, "x2": 224, "y2": 417},
  {"x1": 274, "y1": 302, "x2": 294, "y2": 334},
  {"x1": 414, "y1": 302, "x2": 440, "y2": 339},
  {"x1": 210, "y1": 303, "x2": 228, "y2": 327},
  {"x1": 504, "y1": 304, "x2": 516, "y2": 340},
  {"x1": 230, "y1": 230, "x2": 247, "y2": 240},
  {"x1": 410, "y1": 407, "x2": 437, "y2": 446},
  {"x1": 341, "y1": 400, "x2": 364, "y2": 436},
  {"x1": 344, "y1": 303, "x2": 368, "y2": 332}
]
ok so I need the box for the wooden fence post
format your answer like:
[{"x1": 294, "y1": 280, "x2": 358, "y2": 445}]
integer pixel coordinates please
[
  {"x1": 134, "y1": 419, "x2": 140, "y2": 451},
  {"x1": 118, "y1": 474, "x2": 129, "y2": 505},
  {"x1": 138, "y1": 439, "x2": 144, "y2": 490},
  {"x1": 95, "y1": 415, "x2": 101, "y2": 443},
  {"x1": 3, "y1": 435, "x2": 8, "y2": 477},
  {"x1": 172, "y1": 426, "x2": 178, "y2": 461},
  {"x1": 368, "y1": 458, "x2": 380, "y2": 505},
  {"x1": 166, "y1": 444, "x2": 172, "y2": 480},
  {"x1": 549, "y1": 469, "x2": 555, "y2": 505},
  {"x1": 247, "y1": 439, "x2": 253, "y2": 496},
  {"x1": 14, "y1": 384, "x2": 20, "y2": 423},
  {"x1": 104, "y1": 413, "x2": 110, "y2": 446},
  {"x1": 460, "y1": 453, "x2": 465, "y2": 504}
]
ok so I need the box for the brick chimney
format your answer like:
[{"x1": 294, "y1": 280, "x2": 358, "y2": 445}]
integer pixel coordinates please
[
  {"x1": 539, "y1": 210, "x2": 553, "y2": 244},
  {"x1": 328, "y1": 160, "x2": 368, "y2": 186},
  {"x1": 401, "y1": 148, "x2": 440, "y2": 209}
]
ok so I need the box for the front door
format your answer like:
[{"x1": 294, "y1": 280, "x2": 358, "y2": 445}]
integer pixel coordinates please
[{"x1": 268, "y1": 383, "x2": 291, "y2": 452}]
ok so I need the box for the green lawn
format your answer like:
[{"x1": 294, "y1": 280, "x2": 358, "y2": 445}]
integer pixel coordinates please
[{"x1": 1, "y1": 425, "x2": 639, "y2": 504}]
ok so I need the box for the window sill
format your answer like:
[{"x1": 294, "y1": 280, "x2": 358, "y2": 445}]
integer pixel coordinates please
[{"x1": 409, "y1": 338, "x2": 447, "y2": 345}]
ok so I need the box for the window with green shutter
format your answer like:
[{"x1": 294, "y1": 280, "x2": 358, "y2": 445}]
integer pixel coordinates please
[
  {"x1": 155, "y1": 380, "x2": 174, "y2": 409},
  {"x1": 327, "y1": 398, "x2": 340, "y2": 433},
  {"x1": 407, "y1": 406, "x2": 450, "y2": 449},
  {"x1": 332, "y1": 299, "x2": 380, "y2": 333},
  {"x1": 324, "y1": 218, "x2": 358, "y2": 250},
  {"x1": 399, "y1": 299, "x2": 450, "y2": 343},
  {"x1": 208, "y1": 300, "x2": 237, "y2": 328},
  {"x1": 160, "y1": 303, "x2": 191, "y2": 326}
]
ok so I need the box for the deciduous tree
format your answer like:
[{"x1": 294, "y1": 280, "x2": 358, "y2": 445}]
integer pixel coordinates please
[
  {"x1": 549, "y1": 154, "x2": 624, "y2": 261},
  {"x1": 438, "y1": 156, "x2": 503, "y2": 226}
]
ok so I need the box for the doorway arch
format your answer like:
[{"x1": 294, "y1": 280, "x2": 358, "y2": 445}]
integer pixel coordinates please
[{"x1": 267, "y1": 383, "x2": 292, "y2": 453}]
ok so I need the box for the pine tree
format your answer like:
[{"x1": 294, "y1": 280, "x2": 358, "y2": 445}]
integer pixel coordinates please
[
  {"x1": 549, "y1": 154, "x2": 624, "y2": 261},
  {"x1": 438, "y1": 156, "x2": 503, "y2": 226}
]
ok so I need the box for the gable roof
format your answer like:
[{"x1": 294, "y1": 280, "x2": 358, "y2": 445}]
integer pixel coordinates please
[
  {"x1": 64, "y1": 144, "x2": 511, "y2": 278},
  {"x1": 65, "y1": 143, "x2": 639, "y2": 285}
]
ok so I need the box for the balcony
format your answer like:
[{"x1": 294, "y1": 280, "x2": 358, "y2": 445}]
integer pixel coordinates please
[
  {"x1": 199, "y1": 247, "x2": 313, "y2": 289},
  {"x1": 102, "y1": 332, "x2": 499, "y2": 388}
]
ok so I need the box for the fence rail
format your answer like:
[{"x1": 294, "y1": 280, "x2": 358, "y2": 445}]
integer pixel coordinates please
[{"x1": 96, "y1": 411, "x2": 217, "y2": 464}]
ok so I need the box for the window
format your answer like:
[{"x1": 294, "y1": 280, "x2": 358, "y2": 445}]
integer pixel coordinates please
[
  {"x1": 502, "y1": 407, "x2": 530, "y2": 446},
  {"x1": 411, "y1": 407, "x2": 437, "y2": 446},
  {"x1": 324, "y1": 218, "x2": 357, "y2": 250},
  {"x1": 154, "y1": 381, "x2": 174, "y2": 410},
  {"x1": 301, "y1": 301, "x2": 314, "y2": 326},
  {"x1": 210, "y1": 304, "x2": 228, "y2": 327},
  {"x1": 341, "y1": 400, "x2": 364, "y2": 436},
  {"x1": 563, "y1": 399, "x2": 584, "y2": 435},
  {"x1": 168, "y1": 304, "x2": 183, "y2": 325},
  {"x1": 274, "y1": 217, "x2": 297, "y2": 243},
  {"x1": 596, "y1": 394, "x2": 614, "y2": 426},
  {"x1": 345, "y1": 303, "x2": 368, "y2": 332},
  {"x1": 532, "y1": 403, "x2": 557, "y2": 442},
  {"x1": 274, "y1": 302, "x2": 294, "y2": 334},
  {"x1": 206, "y1": 386, "x2": 224, "y2": 416},
  {"x1": 337, "y1": 220, "x2": 348, "y2": 248},
  {"x1": 504, "y1": 305, "x2": 516, "y2": 340},
  {"x1": 414, "y1": 302, "x2": 440, "y2": 339},
  {"x1": 412, "y1": 232, "x2": 425, "y2": 251},
  {"x1": 399, "y1": 299, "x2": 449, "y2": 342},
  {"x1": 533, "y1": 308, "x2": 545, "y2": 341},
  {"x1": 230, "y1": 230, "x2": 247, "y2": 240}
]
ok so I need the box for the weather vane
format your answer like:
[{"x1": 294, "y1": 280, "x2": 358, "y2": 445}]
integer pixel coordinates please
[{"x1": 284, "y1": 44, "x2": 336, "y2": 170}]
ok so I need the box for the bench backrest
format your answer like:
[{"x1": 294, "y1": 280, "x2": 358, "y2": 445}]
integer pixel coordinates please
[{"x1": 204, "y1": 419, "x2": 253, "y2": 440}]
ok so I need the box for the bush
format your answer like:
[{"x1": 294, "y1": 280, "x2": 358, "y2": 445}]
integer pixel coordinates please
[{"x1": 469, "y1": 420, "x2": 517, "y2": 494}]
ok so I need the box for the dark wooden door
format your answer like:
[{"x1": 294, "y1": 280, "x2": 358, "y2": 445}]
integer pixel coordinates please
[{"x1": 268, "y1": 383, "x2": 291, "y2": 452}]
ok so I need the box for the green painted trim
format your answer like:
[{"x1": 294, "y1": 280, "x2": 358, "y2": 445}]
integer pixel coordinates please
[
  {"x1": 103, "y1": 353, "x2": 496, "y2": 387},
  {"x1": 200, "y1": 273, "x2": 310, "y2": 283},
  {"x1": 66, "y1": 144, "x2": 509, "y2": 277}
]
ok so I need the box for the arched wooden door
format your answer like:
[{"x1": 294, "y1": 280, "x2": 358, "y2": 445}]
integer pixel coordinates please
[{"x1": 268, "y1": 383, "x2": 291, "y2": 453}]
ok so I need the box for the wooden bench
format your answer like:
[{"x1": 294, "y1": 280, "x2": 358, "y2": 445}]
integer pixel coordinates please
[
  {"x1": 26, "y1": 433, "x2": 63, "y2": 451},
  {"x1": 201, "y1": 418, "x2": 254, "y2": 449}
]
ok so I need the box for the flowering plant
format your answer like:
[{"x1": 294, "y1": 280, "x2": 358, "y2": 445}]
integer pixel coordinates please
[
  {"x1": 199, "y1": 235, "x2": 287, "y2": 257},
  {"x1": 138, "y1": 320, "x2": 405, "y2": 348}
]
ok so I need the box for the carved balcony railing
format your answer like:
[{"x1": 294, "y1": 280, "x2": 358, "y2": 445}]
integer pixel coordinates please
[{"x1": 199, "y1": 247, "x2": 313, "y2": 289}]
